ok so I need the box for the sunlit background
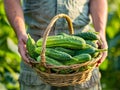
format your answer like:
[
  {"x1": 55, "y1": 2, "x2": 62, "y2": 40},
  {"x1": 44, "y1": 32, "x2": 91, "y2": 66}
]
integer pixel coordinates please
[{"x1": 0, "y1": 0, "x2": 120, "y2": 90}]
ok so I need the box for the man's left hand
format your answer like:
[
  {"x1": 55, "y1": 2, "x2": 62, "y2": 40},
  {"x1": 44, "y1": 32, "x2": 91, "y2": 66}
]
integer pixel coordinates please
[{"x1": 96, "y1": 33, "x2": 108, "y2": 67}]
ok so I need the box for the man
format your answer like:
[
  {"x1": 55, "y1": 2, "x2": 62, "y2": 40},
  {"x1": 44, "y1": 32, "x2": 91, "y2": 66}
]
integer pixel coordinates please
[{"x1": 4, "y1": 0, "x2": 108, "y2": 90}]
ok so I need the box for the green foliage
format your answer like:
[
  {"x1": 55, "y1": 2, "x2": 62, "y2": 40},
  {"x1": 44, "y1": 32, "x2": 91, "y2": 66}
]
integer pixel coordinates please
[
  {"x1": 100, "y1": 0, "x2": 120, "y2": 90},
  {"x1": 0, "y1": 0, "x2": 21, "y2": 90}
]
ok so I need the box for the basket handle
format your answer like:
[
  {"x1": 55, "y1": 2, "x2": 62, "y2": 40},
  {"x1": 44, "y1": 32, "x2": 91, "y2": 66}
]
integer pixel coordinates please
[{"x1": 40, "y1": 14, "x2": 74, "y2": 66}]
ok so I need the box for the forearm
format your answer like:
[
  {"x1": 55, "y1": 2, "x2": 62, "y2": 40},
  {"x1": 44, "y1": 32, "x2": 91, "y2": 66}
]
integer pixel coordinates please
[
  {"x1": 4, "y1": 0, "x2": 26, "y2": 39},
  {"x1": 90, "y1": 0, "x2": 108, "y2": 37},
  {"x1": 90, "y1": 0, "x2": 108, "y2": 66}
]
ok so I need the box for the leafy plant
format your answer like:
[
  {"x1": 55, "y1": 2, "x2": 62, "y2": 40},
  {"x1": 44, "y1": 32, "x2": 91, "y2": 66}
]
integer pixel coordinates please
[
  {"x1": 0, "y1": 0, "x2": 20, "y2": 90},
  {"x1": 100, "y1": 0, "x2": 120, "y2": 90}
]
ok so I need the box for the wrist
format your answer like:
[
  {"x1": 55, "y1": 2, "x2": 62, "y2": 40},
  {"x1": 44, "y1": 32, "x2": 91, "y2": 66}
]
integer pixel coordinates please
[
  {"x1": 17, "y1": 32, "x2": 28, "y2": 42},
  {"x1": 95, "y1": 29, "x2": 106, "y2": 40},
  {"x1": 16, "y1": 30, "x2": 27, "y2": 39},
  {"x1": 99, "y1": 31, "x2": 106, "y2": 41}
]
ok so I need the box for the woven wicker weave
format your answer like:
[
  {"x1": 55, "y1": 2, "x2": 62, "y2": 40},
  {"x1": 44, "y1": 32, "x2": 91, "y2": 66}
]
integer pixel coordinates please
[{"x1": 28, "y1": 14, "x2": 102, "y2": 87}]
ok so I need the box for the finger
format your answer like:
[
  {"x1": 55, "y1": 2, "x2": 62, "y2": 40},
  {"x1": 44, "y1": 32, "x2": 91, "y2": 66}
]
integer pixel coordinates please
[
  {"x1": 96, "y1": 51, "x2": 107, "y2": 67},
  {"x1": 22, "y1": 35, "x2": 28, "y2": 44},
  {"x1": 18, "y1": 34, "x2": 28, "y2": 45},
  {"x1": 21, "y1": 51, "x2": 29, "y2": 63},
  {"x1": 18, "y1": 43, "x2": 30, "y2": 64}
]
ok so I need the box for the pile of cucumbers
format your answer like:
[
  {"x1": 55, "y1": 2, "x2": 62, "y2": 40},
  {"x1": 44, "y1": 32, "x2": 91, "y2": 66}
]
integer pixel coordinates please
[{"x1": 26, "y1": 30, "x2": 107, "y2": 73}]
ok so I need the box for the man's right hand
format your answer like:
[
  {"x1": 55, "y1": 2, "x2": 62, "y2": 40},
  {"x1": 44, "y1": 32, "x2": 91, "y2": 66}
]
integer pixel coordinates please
[
  {"x1": 18, "y1": 34, "x2": 30, "y2": 64},
  {"x1": 4, "y1": 0, "x2": 29, "y2": 63}
]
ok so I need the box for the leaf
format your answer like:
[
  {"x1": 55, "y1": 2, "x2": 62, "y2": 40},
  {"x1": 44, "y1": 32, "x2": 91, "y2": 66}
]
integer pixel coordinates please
[
  {"x1": 100, "y1": 58, "x2": 108, "y2": 71},
  {"x1": 109, "y1": 34, "x2": 120, "y2": 48},
  {"x1": 7, "y1": 37, "x2": 19, "y2": 55},
  {"x1": 0, "y1": 83, "x2": 7, "y2": 90}
]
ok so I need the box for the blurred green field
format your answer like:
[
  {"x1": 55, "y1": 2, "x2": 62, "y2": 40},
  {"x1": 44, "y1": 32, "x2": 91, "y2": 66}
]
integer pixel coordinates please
[{"x1": 0, "y1": 0, "x2": 120, "y2": 90}]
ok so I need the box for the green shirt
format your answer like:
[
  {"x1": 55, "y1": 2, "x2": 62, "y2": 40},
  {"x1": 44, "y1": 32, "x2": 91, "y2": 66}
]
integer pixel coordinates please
[{"x1": 23, "y1": 0, "x2": 90, "y2": 35}]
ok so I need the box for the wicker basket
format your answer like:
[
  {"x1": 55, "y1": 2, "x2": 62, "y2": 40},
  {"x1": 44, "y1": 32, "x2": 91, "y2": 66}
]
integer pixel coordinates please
[{"x1": 28, "y1": 14, "x2": 102, "y2": 87}]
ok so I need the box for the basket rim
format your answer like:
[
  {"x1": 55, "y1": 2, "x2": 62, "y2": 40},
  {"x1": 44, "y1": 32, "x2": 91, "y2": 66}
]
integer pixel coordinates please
[
  {"x1": 34, "y1": 66, "x2": 93, "y2": 76},
  {"x1": 32, "y1": 64, "x2": 93, "y2": 87},
  {"x1": 27, "y1": 52, "x2": 102, "y2": 70}
]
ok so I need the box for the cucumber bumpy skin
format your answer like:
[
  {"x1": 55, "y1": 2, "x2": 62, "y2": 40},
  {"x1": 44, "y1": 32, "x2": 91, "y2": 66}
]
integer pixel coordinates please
[
  {"x1": 75, "y1": 44, "x2": 107, "y2": 57},
  {"x1": 37, "y1": 56, "x2": 63, "y2": 66},
  {"x1": 36, "y1": 33, "x2": 86, "y2": 49},
  {"x1": 64, "y1": 53, "x2": 92, "y2": 65},
  {"x1": 26, "y1": 34, "x2": 38, "y2": 59},
  {"x1": 35, "y1": 47, "x2": 73, "y2": 61},
  {"x1": 74, "y1": 31, "x2": 99, "y2": 40}
]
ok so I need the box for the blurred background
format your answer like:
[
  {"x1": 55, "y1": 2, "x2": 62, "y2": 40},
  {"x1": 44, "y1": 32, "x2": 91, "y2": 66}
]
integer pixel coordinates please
[{"x1": 0, "y1": 0, "x2": 120, "y2": 90}]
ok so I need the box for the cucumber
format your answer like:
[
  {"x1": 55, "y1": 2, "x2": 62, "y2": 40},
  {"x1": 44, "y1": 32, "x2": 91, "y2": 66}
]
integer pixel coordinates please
[
  {"x1": 54, "y1": 47, "x2": 75, "y2": 56},
  {"x1": 75, "y1": 44, "x2": 107, "y2": 57},
  {"x1": 37, "y1": 56, "x2": 63, "y2": 66},
  {"x1": 36, "y1": 33, "x2": 86, "y2": 49},
  {"x1": 35, "y1": 47, "x2": 72, "y2": 61},
  {"x1": 64, "y1": 53, "x2": 92, "y2": 65},
  {"x1": 74, "y1": 31, "x2": 99, "y2": 40},
  {"x1": 26, "y1": 34, "x2": 38, "y2": 59}
]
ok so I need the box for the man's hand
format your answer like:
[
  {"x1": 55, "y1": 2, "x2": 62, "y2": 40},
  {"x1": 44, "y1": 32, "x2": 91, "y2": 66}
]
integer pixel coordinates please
[
  {"x1": 90, "y1": 0, "x2": 108, "y2": 67},
  {"x1": 18, "y1": 34, "x2": 29, "y2": 64},
  {"x1": 96, "y1": 33, "x2": 108, "y2": 67},
  {"x1": 4, "y1": 0, "x2": 29, "y2": 64}
]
